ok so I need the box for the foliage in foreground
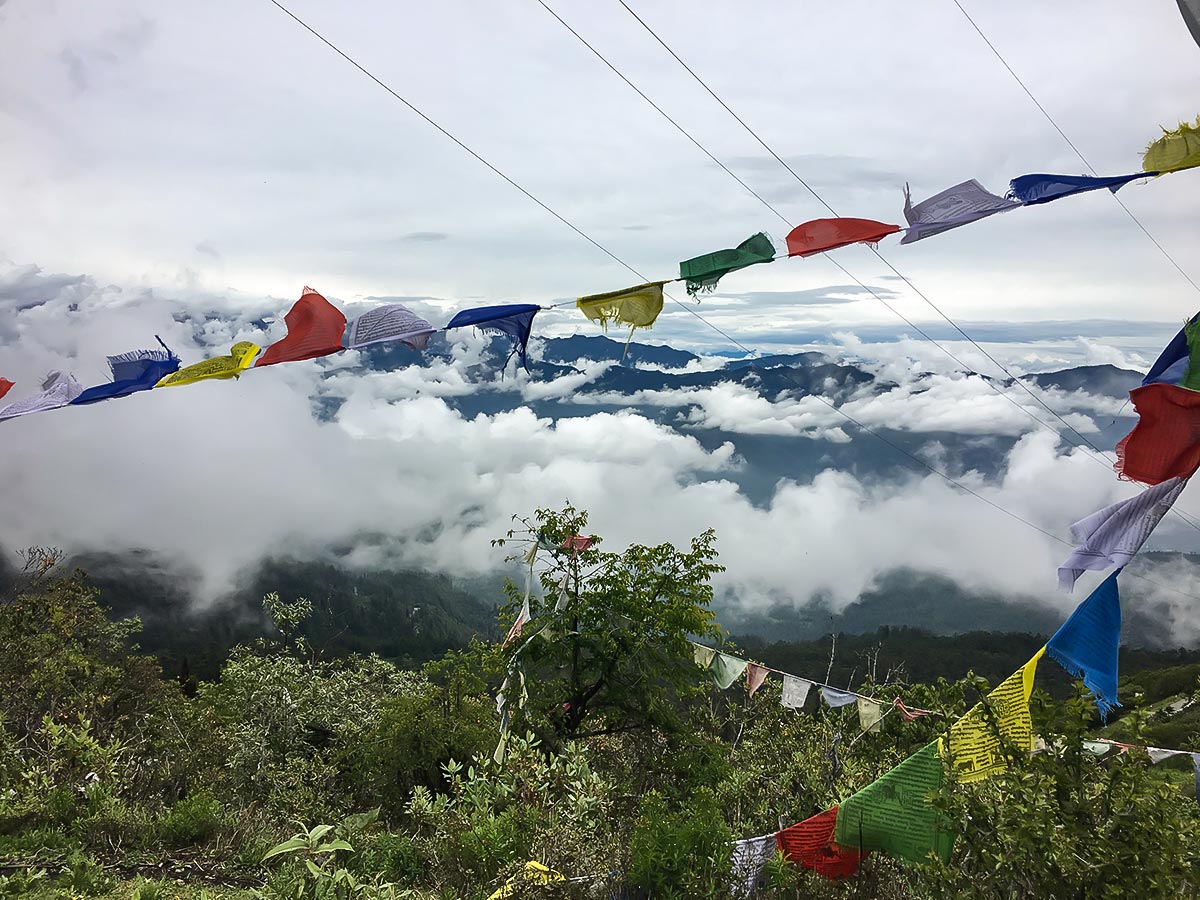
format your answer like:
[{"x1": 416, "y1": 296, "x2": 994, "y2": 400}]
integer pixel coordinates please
[{"x1": 0, "y1": 510, "x2": 1197, "y2": 899}]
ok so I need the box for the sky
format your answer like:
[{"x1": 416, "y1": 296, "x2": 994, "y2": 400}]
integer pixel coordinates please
[{"x1": 4, "y1": 0, "x2": 1200, "y2": 639}]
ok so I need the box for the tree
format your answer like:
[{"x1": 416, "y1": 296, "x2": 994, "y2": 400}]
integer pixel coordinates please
[{"x1": 494, "y1": 504, "x2": 725, "y2": 749}]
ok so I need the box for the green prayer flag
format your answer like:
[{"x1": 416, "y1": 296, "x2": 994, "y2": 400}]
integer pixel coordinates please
[
  {"x1": 834, "y1": 741, "x2": 953, "y2": 865},
  {"x1": 679, "y1": 232, "x2": 775, "y2": 296},
  {"x1": 709, "y1": 651, "x2": 749, "y2": 690},
  {"x1": 1181, "y1": 317, "x2": 1200, "y2": 391}
]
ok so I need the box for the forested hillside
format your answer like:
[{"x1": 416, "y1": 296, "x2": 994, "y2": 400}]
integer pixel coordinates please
[{"x1": 1, "y1": 509, "x2": 1197, "y2": 899}]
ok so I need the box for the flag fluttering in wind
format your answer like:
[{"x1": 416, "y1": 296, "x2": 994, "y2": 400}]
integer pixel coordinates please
[
  {"x1": 729, "y1": 834, "x2": 776, "y2": 898},
  {"x1": 1046, "y1": 570, "x2": 1122, "y2": 717},
  {"x1": 679, "y1": 232, "x2": 775, "y2": 295},
  {"x1": 894, "y1": 698, "x2": 933, "y2": 722},
  {"x1": 255, "y1": 288, "x2": 347, "y2": 367},
  {"x1": 857, "y1": 697, "x2": 884, "y2": 732},
  {"x1": 1008, "y1": 172, "x2": 1150, "y2": 205},
  {"x1": 821, "y1": 686, "x2": 857, "y2": 708},
  {"x1": 1141, "y1": 312, "x2": 1200, "y2": 389},
  {"x1": 577, "y1": 281, "x2": 666, "y2": 354},
  {"x1": 777, "y1": 807, "x2": 862, "y2": 879},
  {"x1": 781, "y1": 675, "x2": 813, "y2": 710},
  {"x1": 1143, "y1": 116, "x2": 1200, "y2": 174},
  {"x1": 73, "y1": 339, "x2": 180, "y2": 405},
  {"x1": 1057, "y1": 480, "x2": 1186, "y2": 591},
  {"x1": 1115, "y1": 387, "x2": 1200, "y2": 484},
  {"x1": 0, "y1": 378, "x2": 14, "y2": 401},
  {"x1": 746, "y1": 663, "x2": 769, "y2": 697},
  {"x1": 785, "y1": 218, "x2": 900, "y2": 257},
  {"x1": 948, "y1": 648, "x2": 1043, "y2": 783},
  {"x1": 155, "y1": 342, "x2": 261, "y2": 388},
  {"x1": 834, "y1": 741, "x2": 953, "y2": 864},
  {"x1": 446, "y1": 304, "x2": 541, "y2": 371},
  {"x1": 709, "y1": 652, "x2": 750, "y2": 690},
  {"x1": 346, "y1": 304, "x2": 435, "y2": 351},
  {"x1": 0, "y1": 371, "x2": 82, "y2": 423},
  {"x1": 693, "y1": 642, "x2": 717, "y2": 670},
  {"x1": 900, "y1": 179, "x2": 1021, "y2": 244}
]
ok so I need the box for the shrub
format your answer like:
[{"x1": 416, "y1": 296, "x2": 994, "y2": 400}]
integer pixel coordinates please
[
  {"x1": 627, "y1": 789, "x2": 733, "y2": 900},
  {"x1": 159, "y1": 790, "x2": 225, "y2": 848}
]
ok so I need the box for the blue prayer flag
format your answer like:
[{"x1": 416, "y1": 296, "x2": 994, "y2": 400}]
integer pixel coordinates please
[
  {"x1": 1008, "y1": 172, "x2": 1151, "y2": 205},
  {"x1": 445, "y1": 304, "x2": 540, "y2": 371},
  {"x1": 71, "y1": 338, "x2": 180, "y2": 405},
  {"x1": 1142, "y1": 314, "x2": 1200, "y2": 386},
  {"x1": 1046, "y1": 569, "x2": 1122, "y2": 718}
]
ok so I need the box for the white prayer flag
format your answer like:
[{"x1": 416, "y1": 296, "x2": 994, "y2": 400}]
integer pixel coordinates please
[
  {"x1": 1147, "y1": 747, "x2": 1188, "y2": 764},
  {"x1": 346, "y1": 304, "x2": 435, "y2": 351},
  {"x1": 900, "y1": 179, "x2": 1021, "y2": 244},
  {"x1": 0, "y1": 371, "x2": 82, "y2": 423},
  {"x1": 820, "y1": 685, "x2": 858, "y2": 708},
  {"x1": 1057, "y1": 478, "x2": 1187, "y2": 591},
  {"x1": 857, "y1": 696, "x2": 884, "y2": 732},
  {"x1": 781, "y1": 675, "x2": 812, "y2": 709},
  {"x1": 729, "y1": 833, "x2": 776, "y2": 898}
]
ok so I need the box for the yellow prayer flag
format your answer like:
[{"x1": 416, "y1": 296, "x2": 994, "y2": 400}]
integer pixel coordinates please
[
  {"x1": 485, "y1": 861, "x2": 564, "y2": 900},
  {"x1": 947, "y1": 646, "x2": 1044, "y2": 783},
  {"x1": 576, "y1": 281, "x2": 666, "y2": 331},
  {"x1": 1143, "y1": 116, "x2": 1200, "y2": 174},
  {"x1": 155, "y1": 341, "x2": 261, "y2": 388}
]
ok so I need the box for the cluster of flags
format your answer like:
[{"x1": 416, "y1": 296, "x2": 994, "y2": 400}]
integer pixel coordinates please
[{"x1": 5, "y1": 116, "x2": 1198, "y2": 423}]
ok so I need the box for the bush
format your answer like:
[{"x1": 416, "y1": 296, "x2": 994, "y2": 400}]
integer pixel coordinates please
[
  {"x1": 627, "y1": 789, "x2": 733, "y2": 900},
  {"x1": 159, "y1": 790, "x2": 225, "y2": 848}
]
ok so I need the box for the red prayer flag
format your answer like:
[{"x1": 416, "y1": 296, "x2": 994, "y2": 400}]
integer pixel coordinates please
[
  {"x1": 0, "y1": 378, "x2": 13, "y2": 401},
  {"x1": 255, "y1": 288, "x2": 347, "y2": 367},
  {"x1": 561, "y1": 535, "x2": 593, "y2": 553},
  {"x1": 777, "y1": 806, "x2": 863, "y2": 879},
  {"x1": 893, "y1": 698, "x2": 933, "y2": 722},
  {"x1": 785, "y1": 218, "x2": 901, "y2": 258},
  {"x1": 1114, "y1": 383, "x2": 1200, "y2": 484}
]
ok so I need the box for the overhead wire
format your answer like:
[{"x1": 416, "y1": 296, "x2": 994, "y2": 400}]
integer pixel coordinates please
[
  {"x1": 949, "y1": 0, "x2": 1200, "y2": 296},
  {"x1": 534, "y1": 0, "x2": 1114, "y2": 466},
  {"x1": 260, "y1": 0, "x2": 1200, "y2": 602},
  {"x1": 600, "y1": 0, "x2": 1200, "y2": 535}
]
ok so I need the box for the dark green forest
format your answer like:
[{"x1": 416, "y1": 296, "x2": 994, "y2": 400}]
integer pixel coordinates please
[{"x1": 1, "y1": 509, "x2": 1197, "y2": 899}]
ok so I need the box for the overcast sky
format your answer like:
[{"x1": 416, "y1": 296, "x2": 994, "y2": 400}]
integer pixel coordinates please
[{"x1": 4, "y1": 0, "x2": 1200, "y2": 633}]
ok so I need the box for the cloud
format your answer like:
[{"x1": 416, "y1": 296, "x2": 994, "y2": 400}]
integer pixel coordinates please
[
  {"x1": 4, "y1": 261, "x2": 1200, "y2": 644},
  {"x1": 399, "y1": 232, "x2": 450, "y2": 243}
]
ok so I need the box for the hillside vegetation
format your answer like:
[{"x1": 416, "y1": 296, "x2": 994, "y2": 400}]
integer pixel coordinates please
[{"x1": 0, "y1": 509, "x2": 1197, "y2": 900}]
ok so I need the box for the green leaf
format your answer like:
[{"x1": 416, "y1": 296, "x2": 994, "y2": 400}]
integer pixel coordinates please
[
  {"x1": 307, "y1": 824, "x2": 334, "y2": 843},
  {"x1": 262, "y1": 837, "x2": 309, "y2": 861},
  {"x1": 315, "y1": 840, "x2": 354, "y2": 854}
]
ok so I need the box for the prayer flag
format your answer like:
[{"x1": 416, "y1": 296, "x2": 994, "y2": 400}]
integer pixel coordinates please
[
  {"x1": 504, "y1": 567, "x2": 534, "y2": 645},
  {"x1": 1008, "y1": 172, "x2": 1149, "y2": 205},
  {"x1": 0, "y1": 379, "x2": 13, "y2": 401},
  {"x1": 821, "y1": 686, "x2": 858, "y2": 708},
  {"x1": 1193, "y1": 753, "x2": 1200, "y2": 804},
  {"x1": 255, "y1": 288, "x2": 347, "y2": 367},
  {"x1": 679, "y1": 232, "x2": 775, "y2": 295},
  {"x1": 345, "y1": 304, "x2": 435, "y2": 351},
  {"x1": 0, "y1": 371, "x2": 82, "y2": 423},
  {"x1": 561, "y1": 535, "x2": 593, "y2": 553},
  {"x1": 576, "y1": 281, "x2": 666, "y2": 341},
  {"x1": 1046, "y1": 570, "x2": 1122, "y2": 717},
  {"x1": 785, "y1": 218, "x2": 900, "y2": 257},
  {"x1": 1115, "y1": 385, "x2": 1200, "y2": 484},
  {"x1": 948, "y1": 648, "x2": 1044, "y2": 783},
  {"x1": 1147, "y1": 747, "x2": 1188, "y2": 764},
  {"x1": 709, "y1": 652, "x2": 749, "y2": 690},
  {"x1": 834, "y1": 741, "x2": 953, "y2": 864},
  {"x1": 894, "y1": 698, "x2": 933, "y2": 722},
  {"x1": 486, "y1": 861, "x2": 564, "y2": 900},
  {"x1": 72, "y1": 339, "x2": 179, "y2": 405},
  {"x1": 900, "y1": 179, "x2": 1021, "y2": 244},
  {"x1": 155, "y1": 342, "x2": 260, "y2": 388},
  {"x1": 693, "y1": 642, "x2": 717, "y2": 670},
  {"x1": 445, "y1": 304, "x2": 540, "y2": 371},
  {"x1": 1057, "y1": 479, "x2": 1186, "y2": 590},
  {"x1": 1082, "y1": 740, "x2": 1112, "y2": 758},
  {"x1": 777, "y1": 807, "x2": 863, "y2": 880},
  {"x1": 781, "y1": 675, "x2": 812, "y2": 710},
  {"x1": 1140, "y1": 314, "x2": 1200, "y2": 388},
  {"x1": 746, "y1": 663, "x2": 769, "y2": 697},
  {"x1": 857, "y1": 697, "x2": 884, "y2": 733},
  {"x1": 729, "y1": 834, "x2": 776, "y2": 898},
  {"x1": 1142, "y1": 116, "x2": 1200, "y2": 174}
]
